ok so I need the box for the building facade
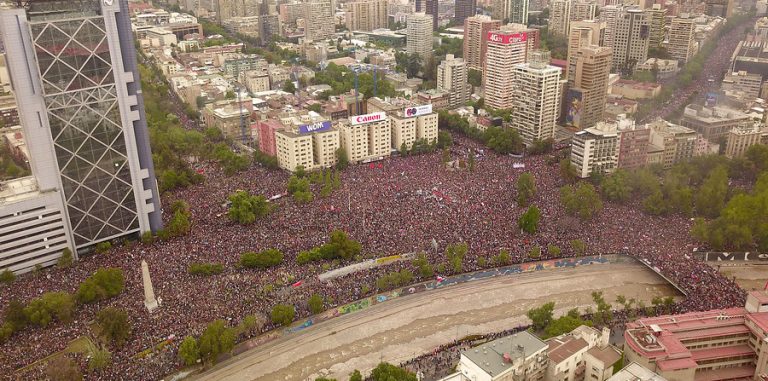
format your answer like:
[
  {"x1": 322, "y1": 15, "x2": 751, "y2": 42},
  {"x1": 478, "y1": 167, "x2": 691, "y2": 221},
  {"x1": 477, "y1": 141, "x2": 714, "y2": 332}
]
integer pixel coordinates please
[
  {"x1": 338, "y1": 112, "x2": 392, "y2": 163},
  {"x1": 457, "y1": 331, "x2": 549, "y2": 381},
  {"x1": 454, "y1": 0, "x2": 477, "y2": 24},
  {"x1": 492, "y1": 0, "x2": 529, "y2": 25},
  {"x1": 437, "y1": 54, "x2": 470, "y2": 108},
  {"x1": 463, "y1": 15, "x2": 502, "y2": 73},
  {"x1": 549, "y1": 0, "x2": 572, "y2": 36},
  {"x1": 567, "y1": 45, "x2": 612, "y2": 129},
  {"x1": 680, "y1": 105, "x2": 751, "y2": 142},
  {"x1": 0, "y1": 0, "x2": 162, "y2": 272},
  {"x1": 612, "y1": 8, "x2": 650, "y2": 73},
  {"x1": 511, "y1": 51, "x2": 563, "y2": 145},
  {"x1": 407, "y1": 13, "x2": 434, "y2": 59},
  {"x1": 668, "y1": 17, "x2": 696, "y2": 64},
  {"x1": 345, "y1": 0, "x2": 388, "y2": 32},
  {"x1": 304, "y1": 0, "x2": 335, "y2": 41},
  {"x1": 571, "y1": 122, "x2": 619, "y2": 177},
  {"x1": 484, "y1": 27, "x2": 534, "y2": 109},
  {"x1": 725, "y1": 124, "x2": 766, "y2": 158},
  {"x1": 623, "y1": 291, "x2": 768, "y2": 381}
]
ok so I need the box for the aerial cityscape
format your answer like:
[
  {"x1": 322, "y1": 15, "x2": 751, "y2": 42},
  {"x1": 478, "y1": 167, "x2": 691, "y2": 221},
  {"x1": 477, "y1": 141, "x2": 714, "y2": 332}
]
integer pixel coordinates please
[{"x1": 0, "y1": 0, "x2": 767, "y2": 379}]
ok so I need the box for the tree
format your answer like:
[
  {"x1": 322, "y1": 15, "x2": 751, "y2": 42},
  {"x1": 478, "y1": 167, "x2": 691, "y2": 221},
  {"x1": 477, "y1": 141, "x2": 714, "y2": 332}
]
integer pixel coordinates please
[
  {"x1": 271, "y1": 304, "x2": 296, "y2": 326},
  {"x1": 406, "y1": 54, "x2": 422, "y2": 78},
  {"x1": 545, "y1": 314, "x2": 591, "y2": 338},
  {"x1": 601, "y1": 170, "x2": 633, "y2": 202},
  {"x1": 58, "y1": 248, "x2": 74, "y2": 268},
  {"x1": 335, "y1": 147, "x2": 350, "y2": 170},
  {"x1": 518, "y1": 205, "x2": 541, "y2": 234},
  {"x1": 188, "y1": 262, "x2": 225, "y2": 276},
  {"x1": 571, "y1": 239, "x2": 587, "y2": 255},
  {"x1": 46, "y1": 355, "x2": 83, "y2": 381},
  {"x1": 0, "y1": 269, "x2": 15, "y2": 284},
  {"x1": 227, "y1": 191, "x2": 272, "y2": 224},
  {"x1": 4, "y1": 299, "x2": 28, "y2": 331},
  {"x1": 25, "y1": 292, "x2": 76, "y2": 327},
  {"x1": 529, "y1": 246, "x2": 541, "y2": 258},
  {"x1": 76, "y1": 268, "x2": 125, "y2": 304},
  {"x1": 559, "y1": 158, "x2": 578, "y2": 182},
  {"x1": 695, "y1": 165, "x2": 729, "y2": 218},
  {"x1": 516, "y1": 172, "x2": 537, "y2": 206},
  {"x1": 282, "y1": 81, "x2": 297, "y2": 93},
  {"x1": 308, "y1": 294, "x2": 324, "y2": 314},
  {"x1": 494, "y1": 249, "x2": 512, "y2": 265},
  {"x1": 527, "y1": 302, "x2": 555, "y2": 331},
  {"x1": 198, "y1": 320, "x2": 236, "y2": 365},
  {"x1": 437, "y1": 131, "x2": 453, "y2": 148},
  {"x1": 560, "y1": 183, "x2": 603, "y2": 220},
  {"x1": 96, "y1": 307, "x2": 131, "y2": 347},
  {"x1": 239, "y1": 249, "x2": 284, "y2": 269},
  {"x1": 349, "y1": 370, "x2": 363, "y2": 381},
  {"x1": 88, "y1": 347, "x2": 112, "y2": 372},
  {"x1": 445, "y1": 242, "x2": 468, "y2": 273},
  {"x1": 370, "y1": 362, "x2": 418, "y2": 381},
  {"x1": 548, "y1": 244, "x2": 561, "y2": 257},
  {"x1": 484, "y1": 126, "x2": 522, "y2": 154},
  {"x1": 413, "y1": 252, "x2": 434, "y2": 277},
  {"x1": 178, "y1": 336, "x2": 200, "y2": 366},
  {"x1": 467, "y1": 68, "x2": 482, "y2": 87}
]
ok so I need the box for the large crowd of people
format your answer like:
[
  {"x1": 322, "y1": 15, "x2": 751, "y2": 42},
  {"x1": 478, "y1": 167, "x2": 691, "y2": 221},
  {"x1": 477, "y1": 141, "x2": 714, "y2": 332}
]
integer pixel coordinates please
[
  {"x1": 0, "y1": 20, "x2": 755, "y2": 379},
  {"x1": 0, "y1": 132, "x2": 747, "y2": 380}
]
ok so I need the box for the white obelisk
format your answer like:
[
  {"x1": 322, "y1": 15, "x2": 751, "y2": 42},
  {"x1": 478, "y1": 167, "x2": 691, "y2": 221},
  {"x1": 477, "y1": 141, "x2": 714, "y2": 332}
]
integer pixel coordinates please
[{"x1": 142, "y1": 260, "x2": 159, "y2": 313}]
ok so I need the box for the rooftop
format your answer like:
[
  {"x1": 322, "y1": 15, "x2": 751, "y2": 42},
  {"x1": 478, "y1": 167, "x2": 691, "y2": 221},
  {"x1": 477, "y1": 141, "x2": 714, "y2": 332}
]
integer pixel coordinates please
[
  {"x1": 585, "y1": 345, "x2": 622, "y2": 366},
  {"x1": 461, "y1": 331, "x2": 548, "y2": 378},
  {"x1": 614, "y1": 79, "x2": 662, "y2": 91},
  {"x1": 608, "y1": 362, "x2": 667, "y2": 381},
  {"x1": 547, "y1": 336, "x2": 589, "y2": 364},
  {"x1": 0, "y1": 176, "x2": 39, "y2": 205}
]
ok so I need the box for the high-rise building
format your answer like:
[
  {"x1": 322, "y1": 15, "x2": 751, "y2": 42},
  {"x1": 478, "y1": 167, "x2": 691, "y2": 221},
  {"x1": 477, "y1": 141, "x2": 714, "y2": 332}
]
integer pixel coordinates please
[
  {"x1": 437, "y1": 54, "x2": 470, "y2": 108},
  {"x1": 570, "y1": 0, "x2": 597, "y2": 23},
  {"x1": 259, "y1": 14, "x2": 281, "y2": 45},
  {"x1": 407, "y1": 13, "x2": 434, "y2": 59},
  {"x1": 571, "y1": 121, "x2": 619, "y2": 177},
  {"x1": 492, "y1": 0, "x2": 529, "y2": 24},
  {"x1": 425, "y1": 0, "x2": 439, "y2": 30},
  {"x1": 566, "y1": 46, "x2": 612, "y2": 129},
  {"x1": 463, "y1": 15, "x2": 502, "y2": 73},
  {"x1": 549, "y1": 0, "x2": 572, "y2": 36},
  {"x1": 566, "y1": 19, "x2": 606, "y2": 80},
  {"x1": 644, "y1": 5, "x2": 666, "y2": 48},
  {"x1": 345, "y1": 0, "x2": 388, "y2": 31},
  {"x1": 454, "y1": 0, "x2": 477, "y2": 24},
  {"x1": 0, "y1": 0, "x2": 161, "y2": 272},
  {"x1": 616, "y1": 118, "x2": 650, "y2": 170},
  {"x1": 598, "y1": 5, "x2": 621, "y2": 49},
  {"x1": 705, "y1": 0, "x2": 733, "y2": 17},
  {"x1": 725, "y1": 124, "x2": 767, "y2": 158},
  {"x1": 511, "y1": 51, "x2": 564, "y2": 145},
  {"x1": 484, "y1": 27, "x2": 535, "y2": 109},
  {"x1": 668, "y1": 16, "x2": 696, "y2": 64},
  {"x1": 304, "y1": 0, "x2": 335, "y2": 41},
  {"x1": 612, "y1": 8, "x2": 650, "y2": 73}
]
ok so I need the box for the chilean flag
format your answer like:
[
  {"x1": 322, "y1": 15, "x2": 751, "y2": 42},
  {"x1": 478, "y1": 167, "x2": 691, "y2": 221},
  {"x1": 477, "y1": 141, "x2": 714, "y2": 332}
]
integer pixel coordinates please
[
  {"x1": 436, "y1": 276, "x2": 446, "y2": 283},
  {"x1": 292, "y1": 280, "x2": 303, "y2": 288}
]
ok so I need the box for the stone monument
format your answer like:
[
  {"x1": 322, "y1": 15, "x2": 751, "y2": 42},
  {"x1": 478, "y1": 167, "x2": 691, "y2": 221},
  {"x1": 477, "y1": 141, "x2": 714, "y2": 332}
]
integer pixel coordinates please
[{"x1": 142, "y1": 260, "x2": 159, "y2": 313}]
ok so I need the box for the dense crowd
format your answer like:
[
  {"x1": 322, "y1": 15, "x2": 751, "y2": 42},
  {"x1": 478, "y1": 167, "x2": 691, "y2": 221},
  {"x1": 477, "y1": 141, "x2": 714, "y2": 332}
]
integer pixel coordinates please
[
  {"x1": 640, "y1": 18, "x2": 750, "y2": 123},
  {"x1": 0, "y1": 131, "x2": 748, "y2": 380},
  {"x1": 0, "y1": 22, "x2": 754, "y2": 378}
]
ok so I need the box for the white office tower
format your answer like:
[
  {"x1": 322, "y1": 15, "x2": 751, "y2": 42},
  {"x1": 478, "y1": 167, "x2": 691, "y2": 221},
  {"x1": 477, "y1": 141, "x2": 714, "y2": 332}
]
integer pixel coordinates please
[
  {"x1": 484, "y1": 26, "x2": 532, "y2": 109},
  {"x1": 511, "y1": 51, "x2": 564, "y2": 145},
  {"x1": 668, "y1": 16, "x2": 696, "y2": 64},
  {"x1": 492, "y1": 0, "x2": 529, "y2": 25},
  {"x1": 598, "y1": 5, "x2": 621, "y2": 49},
  {"x1": 304, "y1": 0, "x2": 335, "y2": 41},
  {"x1": 571, "y1": 121, "x2": 619, "y2": 178},
  {"x1": 0, "y1": 0, "x2": 162, "y2": 273},
  {"x1": 437, "y1": 54, "x2": 470, "y2": 108},
  {"x1": 407, "y1": 12, "x2": 434, "y2": 59},
  {"x1": 612, "y1": 8, "x2": 650, "y2": 73},
  {"x1": 549, "y1": 0, "x2": 572, "y2": 36}
]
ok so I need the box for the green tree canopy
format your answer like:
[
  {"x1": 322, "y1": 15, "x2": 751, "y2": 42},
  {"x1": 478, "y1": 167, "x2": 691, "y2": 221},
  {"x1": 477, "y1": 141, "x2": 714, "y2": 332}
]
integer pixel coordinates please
[
  {"x1": 227, "y1": 191, "x2": 272, "y2": 224},
  {"x1": 518, "y1": 205, "x2": 541, "y2": 234},
  {"x1": 516, "y1": 172, "x2": 537, "y2": 206},
  {"x1": 198, "y1": 320, "x2": 236, "y2": 365}
]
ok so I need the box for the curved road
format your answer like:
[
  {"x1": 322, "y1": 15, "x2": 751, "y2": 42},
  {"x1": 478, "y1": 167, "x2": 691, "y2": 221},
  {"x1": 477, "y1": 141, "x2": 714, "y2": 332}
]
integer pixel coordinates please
[{"x1": 193, "y1": 263, "x2": 678, "y2": 381}]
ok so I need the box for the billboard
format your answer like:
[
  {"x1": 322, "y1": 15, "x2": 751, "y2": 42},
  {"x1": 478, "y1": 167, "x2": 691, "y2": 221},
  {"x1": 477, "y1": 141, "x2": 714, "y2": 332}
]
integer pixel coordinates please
[
  {"x1": 298, "y1": 121, "x2": 332, "y2": 134},
  {"x1": 403, "y1": 104, "x2": 433, "y2": 118},
  {"x1": 350, "y1": 112, "x2": 387, "y2": 125},
  {"x1": 565, "y1": 88, "x2": 583, "y2": 128},
  {"x1": 706, "y1": 92, "x2": 718, "y2": 107},
  {"x1": 487, "y1": 31, "x2": 527, "y2": 45}
]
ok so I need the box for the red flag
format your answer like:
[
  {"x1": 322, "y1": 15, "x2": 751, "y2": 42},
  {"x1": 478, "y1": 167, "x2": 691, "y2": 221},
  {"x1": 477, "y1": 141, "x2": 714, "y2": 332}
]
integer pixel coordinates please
[
  {"x1": 292, "y1": 280, "x2": 303, "y2": 288},
  {"x1": 436, "y1": 276, "x2": 445, "y2": 283},
  {"x1": 369, "y1": 163, "x2": 374, "y2": 169},
  {"x1": 378, "y1": 163, "x2": 383, "y2": 169}
]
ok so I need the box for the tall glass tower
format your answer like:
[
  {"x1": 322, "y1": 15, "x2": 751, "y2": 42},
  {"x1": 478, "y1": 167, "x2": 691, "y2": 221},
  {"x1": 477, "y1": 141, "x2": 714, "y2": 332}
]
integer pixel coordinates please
[{"x1": 0, "y1": 0, "x2": 161, "y2": 250}]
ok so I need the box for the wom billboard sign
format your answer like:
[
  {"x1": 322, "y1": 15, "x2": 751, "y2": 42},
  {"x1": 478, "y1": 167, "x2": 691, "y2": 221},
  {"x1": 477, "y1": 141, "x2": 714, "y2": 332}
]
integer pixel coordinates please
[
  {"x1": 487, "y1": 31, "x2": 527, "y2": 45},
  {"x1": 695, "y1": 252, "x2": 768, "y2": 261},
  {"x1": 298, "y1": 121, "x2": 332, "y2": 134}
]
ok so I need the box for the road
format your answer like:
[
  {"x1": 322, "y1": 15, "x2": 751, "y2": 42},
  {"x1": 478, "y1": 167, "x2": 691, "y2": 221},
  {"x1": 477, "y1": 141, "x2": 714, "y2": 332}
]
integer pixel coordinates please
[
  {"x1": 193, "y1": 262, "x2": 678, "y2": 381},
  {"x1": 640, "y1": 18, "x2": 752, "y2": 123}
]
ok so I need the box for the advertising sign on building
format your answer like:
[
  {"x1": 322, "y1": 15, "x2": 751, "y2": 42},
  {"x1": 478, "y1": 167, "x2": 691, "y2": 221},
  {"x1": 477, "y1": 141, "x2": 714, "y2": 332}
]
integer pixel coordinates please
[
  {"x1": 705, "y1": 92, "x2": 718, "y2": 107},
  {"x1": 298, "y1": 121, "x2": 332, "y2": 134},
  {"x1": 565, "y1": 88, "x2": 583, "y2": 128},
  {"x1": 403, "y1": 104, "x2": 433, "y2": 118},
  {"x1": 350, "y1": 112, "x2": 387, "y2": 126},
  {"x1": 486, "y1": 31, "x2": 527, "y2": 45}
]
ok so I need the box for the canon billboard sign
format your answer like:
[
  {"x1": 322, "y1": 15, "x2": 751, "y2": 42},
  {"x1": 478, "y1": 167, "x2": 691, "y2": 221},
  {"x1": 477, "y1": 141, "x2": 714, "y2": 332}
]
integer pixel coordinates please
[
  {"x1": 350, "y1": 112, "x2": 387, "y2": 125},
  {"x1": 404, "y1": 104, "x2": 433, "y2": 118},
  {"x1": 487, "y1": 31, "x2": 527, "y2": 45}
]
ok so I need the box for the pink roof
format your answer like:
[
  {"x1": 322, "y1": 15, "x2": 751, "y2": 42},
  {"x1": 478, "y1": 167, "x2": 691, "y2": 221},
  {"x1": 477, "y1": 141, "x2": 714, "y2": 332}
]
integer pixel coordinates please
[
  {"x1": 689, "y1": 345, "x2": 754, "y2": 361},
  {"x1": 749, "y1": 291, "x2": 768, "y2": 304},
  {"x1": 656, "y1": 333, "x2": 687, "y2": 357},
  {"x1": 657, "y1": 357, "x2": 697, "y2": 371},
  {"x1": 746, "y1": 312, "x2": 768, "y2": 333},
  {"x1": 674, "y1": 324, "x2": 750, "y2": 341},
  {"x1": 693, "y1": 365, "x2": 756, "y2": 381}
]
